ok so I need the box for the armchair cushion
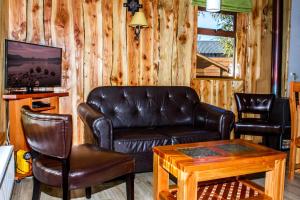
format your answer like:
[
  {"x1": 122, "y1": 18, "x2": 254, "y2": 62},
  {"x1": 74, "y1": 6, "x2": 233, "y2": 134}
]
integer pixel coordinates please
[
  {"x1": 33, "y1": 144, "x2": 134, "y2": 190},
  {"x1": 235, "y1": 118, "x2": 282, "y2": 135}
]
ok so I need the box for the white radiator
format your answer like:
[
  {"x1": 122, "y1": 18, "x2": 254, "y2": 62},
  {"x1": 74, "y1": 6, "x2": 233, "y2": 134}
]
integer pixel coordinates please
[{"x1": 0, "y1": 146, "x2": 15, "y2": 200}]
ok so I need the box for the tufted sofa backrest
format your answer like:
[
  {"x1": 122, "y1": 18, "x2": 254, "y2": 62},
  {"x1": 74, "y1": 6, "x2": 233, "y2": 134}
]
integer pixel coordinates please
[{"x1": 87, "y1": 86, "x2": 200, "y2": 128}]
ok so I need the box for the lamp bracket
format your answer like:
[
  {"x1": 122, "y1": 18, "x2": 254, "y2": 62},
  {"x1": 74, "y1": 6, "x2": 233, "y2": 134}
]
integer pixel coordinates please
[{"x1": 123, "y1": 0, "x2": 143, "y2": 14}]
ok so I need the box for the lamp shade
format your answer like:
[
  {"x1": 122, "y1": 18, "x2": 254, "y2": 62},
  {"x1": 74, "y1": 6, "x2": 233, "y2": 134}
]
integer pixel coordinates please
[
  {"x1": 129, "y1": 11, "x2": 148, "y2": 27},
  {"x1": 206, "y1": 0, "x2": 221, "y2": 12}
]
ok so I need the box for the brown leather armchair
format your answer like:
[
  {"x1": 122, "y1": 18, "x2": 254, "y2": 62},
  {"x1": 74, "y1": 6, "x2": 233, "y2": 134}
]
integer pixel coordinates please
[
  {"x1": 234, "y1": 93, "x2": 287, "y2": 150},
  {"x1": 20, "y1": 106, "x2": 135, "y2": 200}
]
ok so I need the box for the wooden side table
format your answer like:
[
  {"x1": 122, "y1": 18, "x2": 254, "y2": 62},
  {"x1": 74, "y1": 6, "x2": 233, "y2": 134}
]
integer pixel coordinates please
[
  {"x1": 153, "y1": 139, "x2": 286, "y2": 200},
  {"x1": 2, "y1": 92, "x2": 68, "y2": 180}
]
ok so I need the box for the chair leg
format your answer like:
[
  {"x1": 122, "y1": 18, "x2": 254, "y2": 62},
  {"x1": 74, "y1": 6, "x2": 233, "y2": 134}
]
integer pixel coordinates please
[
  {"x1": 32, "y1": 177, "x2": 41, "y2": 200},
  {"x1": 289, "y1": 140, "x2": 296, "y2": 180},
  {"x1": 85, "y1": 187, "x2": 92, "y2": 199},
  {"x1": 62, "y1": 160, "x2": 70, "y2": 200},
  {"x1": 126, "y1": 173, "x2": 135, "y2": 200}
]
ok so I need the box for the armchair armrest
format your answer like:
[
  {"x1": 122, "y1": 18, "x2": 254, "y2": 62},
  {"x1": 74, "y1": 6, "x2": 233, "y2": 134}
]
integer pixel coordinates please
[
  {"x1": 77, "y1": 103, "x2": 113, "y2": 149},
  {"x1": 193, "y1": 103, "x2": 235, "y2": 140}
]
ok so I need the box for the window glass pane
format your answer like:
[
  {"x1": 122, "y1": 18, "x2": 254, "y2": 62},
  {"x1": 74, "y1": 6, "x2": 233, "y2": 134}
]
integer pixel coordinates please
[
  {"x1": 198, "y1": 11, "x2": 234, "y2": 32},
  {"x1": 197, "y1": 35, "x2": 235, "y2": 77}
]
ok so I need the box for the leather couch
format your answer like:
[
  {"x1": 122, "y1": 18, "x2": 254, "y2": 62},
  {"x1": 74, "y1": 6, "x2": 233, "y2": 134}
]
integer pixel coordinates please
[{"x1": 78, "y1": 86, "x2": 235, "y2": 172}]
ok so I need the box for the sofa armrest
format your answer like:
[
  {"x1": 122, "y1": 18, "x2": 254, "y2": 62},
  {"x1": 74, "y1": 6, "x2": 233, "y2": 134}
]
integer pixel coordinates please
[
  {"x1": 194, "y1": 102, "x2": 235, "y2": 140},
  {"x1": 77, "y1": 103, "x2": 113, "y2": 149}
]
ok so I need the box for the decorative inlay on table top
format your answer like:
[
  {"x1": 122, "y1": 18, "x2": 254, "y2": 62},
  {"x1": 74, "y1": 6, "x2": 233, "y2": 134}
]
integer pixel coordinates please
[
  {"x1": 177, "y1": 144, "x2": 254, "y2": 158},
  {"x1": 177, "y1": 147, "x2": 220, "y2": 158},
  {"x1": 217, "y1": 144, "x2": 254, "y2": 153}
]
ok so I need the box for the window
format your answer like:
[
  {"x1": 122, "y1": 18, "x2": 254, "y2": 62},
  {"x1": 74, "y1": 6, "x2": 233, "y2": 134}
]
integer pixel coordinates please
[{"x1": 197, "y1": 9, "x2": 236, "y2": 78}]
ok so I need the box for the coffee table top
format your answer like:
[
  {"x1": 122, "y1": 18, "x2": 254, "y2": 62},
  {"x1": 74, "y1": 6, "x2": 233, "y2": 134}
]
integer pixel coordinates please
[{"x1": 153, "y1": 139, "x2": 286, "y2": 175}]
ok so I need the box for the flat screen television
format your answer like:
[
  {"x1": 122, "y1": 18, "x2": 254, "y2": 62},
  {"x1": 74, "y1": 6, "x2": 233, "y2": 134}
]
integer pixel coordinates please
[{"x1": 5, "y1": 39, "x2": 62, "y2": 93}]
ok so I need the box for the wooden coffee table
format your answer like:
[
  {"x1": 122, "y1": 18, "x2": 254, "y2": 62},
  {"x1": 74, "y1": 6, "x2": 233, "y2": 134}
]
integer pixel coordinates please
[{"x1": 153, "y1": 139, "x2": 286, "y2": 200}]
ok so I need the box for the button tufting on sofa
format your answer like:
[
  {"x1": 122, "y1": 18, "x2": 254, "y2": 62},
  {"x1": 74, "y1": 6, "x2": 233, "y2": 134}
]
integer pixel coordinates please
[{"x1": 78, "y1": 86, "x2": 235, "y2": 172}]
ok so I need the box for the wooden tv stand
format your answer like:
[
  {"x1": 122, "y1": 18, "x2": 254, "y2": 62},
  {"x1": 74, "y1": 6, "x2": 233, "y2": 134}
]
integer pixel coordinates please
[{"x1": 2, "y1": 92, "x2": 68, "y2": 180}]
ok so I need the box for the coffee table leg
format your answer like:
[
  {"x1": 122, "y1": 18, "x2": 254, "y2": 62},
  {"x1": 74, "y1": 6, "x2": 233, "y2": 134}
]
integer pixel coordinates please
[
  {"x1": 265, "y1": 158, "x2": 286, "y2": 200},
  {"x1": 153, "y1": 153, "x2": 169, "y2": 200},
  {"x1": 177, "y1": 171, "x2": 197, "y2": 200}
]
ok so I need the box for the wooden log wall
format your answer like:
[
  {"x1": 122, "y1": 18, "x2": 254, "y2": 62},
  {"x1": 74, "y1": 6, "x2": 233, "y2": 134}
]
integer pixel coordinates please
[
  {"x1": 0, "y1": 0, "x2": 197, "y2": 144},
  {"x1": 192, "y1": 0, "x2": 273, "y2": 141},
  {"x1": 0, "y1": 0, "x2": 8, "y2": 142}
]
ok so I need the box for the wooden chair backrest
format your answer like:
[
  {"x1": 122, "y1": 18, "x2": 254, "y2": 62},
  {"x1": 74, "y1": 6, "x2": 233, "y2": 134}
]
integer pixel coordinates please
[{"x1": 289, "y1": 82, "x2": 300, "y2": 142}]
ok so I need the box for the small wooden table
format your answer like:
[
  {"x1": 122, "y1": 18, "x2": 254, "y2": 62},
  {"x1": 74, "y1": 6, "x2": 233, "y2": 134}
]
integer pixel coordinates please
[{"x1": 153, "y1": 139, "x2": 286, "y2": 200}]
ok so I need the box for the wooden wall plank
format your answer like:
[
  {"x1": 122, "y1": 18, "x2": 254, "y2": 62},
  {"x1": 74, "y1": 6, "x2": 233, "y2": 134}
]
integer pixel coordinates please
[
  {"x1": 83, "y1": 0, "x2": 103, "y2": 99},
  {"x1": 176, "y1": 0, "x2": 194, "y2": 86},
  {"x1": 111, "y1": 0, "x2": 127, "y2": 86},
  {"x1": 152, "y1": 0, "x2": 159, "y2": 85},
  {"x1": 236, "y1": 13, "x2": 248, "y2": 80},
  {"x1": 102, "y1": 0, "x2": 113, "y2": 86},
  {"x1": 27, "y1": 0, "x2": 44, "y2": 44},
  {"x1": 282, "y1": 0, "x2": 292, "y2": 97},
  {"x1": 51, "y1": 0, "x2": 72, "y2": 117},
  {"x1": 256, "y1": 0, "x2": 272, "y2": 93},
  {"x1": 127, "y1": 11, "x2": 140, "y2": 85},
  {"x1": 44, "y1": 0, "x2": 52, "y2": 45},
  {"x1": 158, "y1": 0, "x2": 175, "y2": 85},
  {"x1": 70, "y1": 0, "x2": 84, "y2": 144},
  {"x1": 8, "y1": 0, "x2": 27, "y2": 41},
  {"x1": 139, "y1": 0, "x2": 154, "y2": 85},
  {"x1": 0, "y1": 0, "x2": 8, "y2": 137},
  {"x1": 171, "y1": 0, "x2": 179, "y2": 86}
]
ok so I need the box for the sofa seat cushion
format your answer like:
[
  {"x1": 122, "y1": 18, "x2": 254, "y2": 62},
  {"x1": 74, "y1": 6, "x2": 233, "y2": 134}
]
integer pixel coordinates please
[
  {"x1": 113, "y1": 128, "x2": 172, "y2": 153},
  {"x1": 158, "y1": 126, "x2": 221, "y2": 144},
  {"x1": 235, "y1": 118, "x2": 282, "y2": 135}
]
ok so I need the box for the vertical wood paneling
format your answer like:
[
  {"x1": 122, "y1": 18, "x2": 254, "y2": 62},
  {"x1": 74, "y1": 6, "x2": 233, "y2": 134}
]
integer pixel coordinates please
[
  {"x1": 112, "y1": 0, "x2": 126, "y2": 86},
  {"x1": 246, "y1": 0, "x2": 262, "y2": 93},
  {"x1": 256, "y1": 0, "x2": 272, "y2": 93},
  {"x1": 8, "y1": 0, "x2": 27, "y2": 41},
  {"x1": 127, "y1": 13, "x2": 140, "y2": 86},
  {"x1": 83, "y1": 0, "x2": 103, "y2": 98},
  {"x1": 27, "y1": 0, "x2": 44, "y2": 43},
  {"x1": 70, "y1": 0, "x2": 84, "y2": 144},
  {"x1": 44, "y1": 0, "x2": 52, "y2": 45},
  {"x1": 171, "y1": 0, "x2": 179, "y2": 86},
  {"x1": 52, "y1": 0, "x2": 72, "y2": 116},
  {"x1": 102, "y1": 0, "x2": 113, "y2": 86},
  {"x1": 158, "y1": 0, "x2": 175, "y2": 85},
  {"x1": 0, "y1": 0, "x2": 8, "y2": 135},
  {"x1": 192, "y1": 79, "x2": 244, "y2": 118},
  {"x1": 152, "y1": 0, "x2": 159, "y2": 85},
  {"x1": 236, "y1": 14, "x2": 248, "y2": 79},
  {"x1": 176, "y1": 0, "x2": 194, "y2": 86},
  {"x1": 140, "y1": 0, "x2": 154, "y2": 85}
]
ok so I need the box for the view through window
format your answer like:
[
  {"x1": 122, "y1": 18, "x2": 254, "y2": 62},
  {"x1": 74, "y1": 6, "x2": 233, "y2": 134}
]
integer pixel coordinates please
[{"x1": 197, "y1": 9, "x2": 236, "y2": 78}]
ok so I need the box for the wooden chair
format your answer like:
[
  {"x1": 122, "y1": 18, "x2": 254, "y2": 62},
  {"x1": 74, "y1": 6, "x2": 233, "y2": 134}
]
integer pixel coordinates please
[
  {"x1": 288, "y1": 81, "x2": 300, "y2": 180},
  {"x1": 20, "y1": 106, "x2": 135, "y2": 200}
]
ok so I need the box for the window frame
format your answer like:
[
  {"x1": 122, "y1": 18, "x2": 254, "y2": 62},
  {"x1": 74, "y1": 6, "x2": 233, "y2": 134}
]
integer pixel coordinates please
[{"x1": 196, "y1": 7, "x2": 237, "y2": 78}]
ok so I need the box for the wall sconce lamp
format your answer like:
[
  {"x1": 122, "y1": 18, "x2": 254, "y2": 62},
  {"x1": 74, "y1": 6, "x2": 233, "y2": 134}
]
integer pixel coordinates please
[
  {"x1": 123, "y1": 0, "x2": 143, "y2": 15},
  {"x1": 129, "y1": 11, "x2": 148, "y2": 40},
  {"x1": 206, "y1": 0, "x2": 221, "y2": 12}
]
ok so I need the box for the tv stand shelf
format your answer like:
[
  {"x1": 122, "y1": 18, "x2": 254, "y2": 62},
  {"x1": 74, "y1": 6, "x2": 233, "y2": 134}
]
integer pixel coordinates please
[
  {"x1": 3, "y1": 92, "x2": 68, "y2": 100},
  {"x1": 2, "y1": 92, "x2": 68, "y2": 180}
]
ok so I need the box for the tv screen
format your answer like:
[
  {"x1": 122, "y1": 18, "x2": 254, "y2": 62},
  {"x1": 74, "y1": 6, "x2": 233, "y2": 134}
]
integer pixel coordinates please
[{"x1": 5, "y1": 40, "x2": 62, "y2": 90}]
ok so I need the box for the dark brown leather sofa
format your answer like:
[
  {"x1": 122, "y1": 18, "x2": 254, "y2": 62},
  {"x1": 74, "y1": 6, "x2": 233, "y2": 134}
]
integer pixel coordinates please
[{"x1": 78, "y1": 86, "x2": 234, "y2": 172}]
